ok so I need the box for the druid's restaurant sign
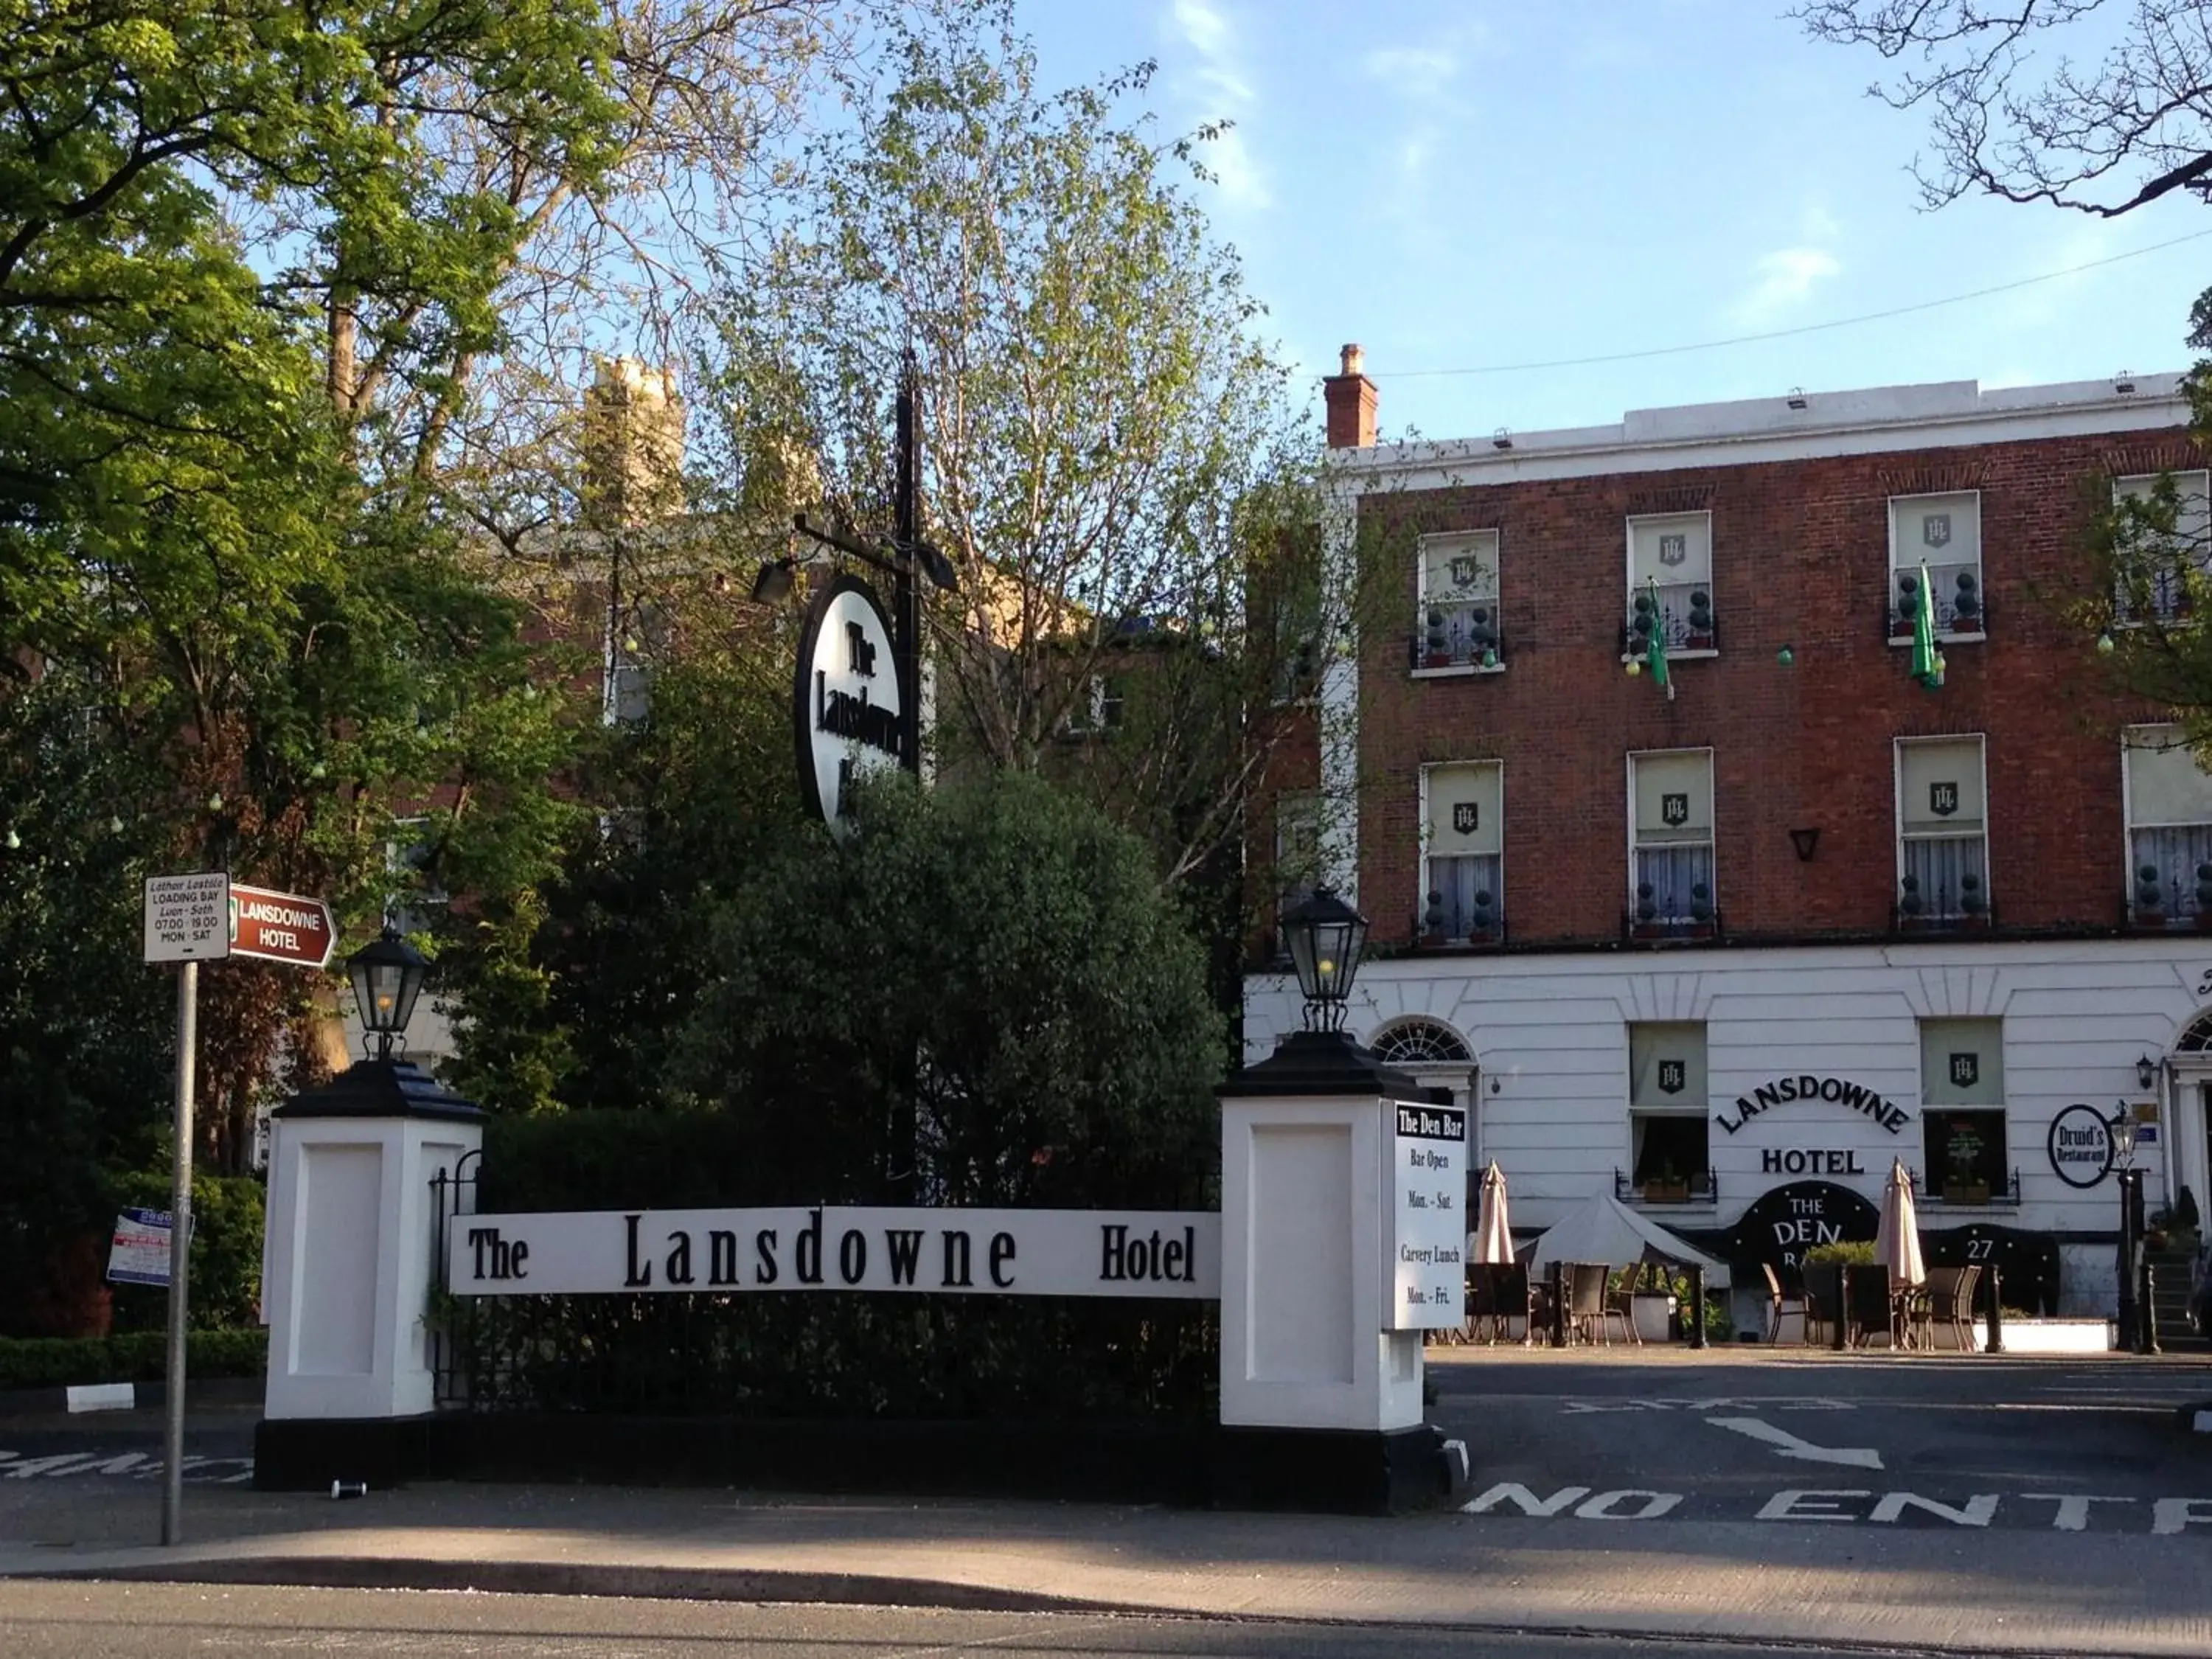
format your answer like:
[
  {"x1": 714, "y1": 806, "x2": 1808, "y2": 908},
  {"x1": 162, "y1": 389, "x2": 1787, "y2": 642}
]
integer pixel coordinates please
[
  {"x1": 1713, "y1": 1074, "x2": 1908, "y2": 1138},
  {"x1": 449, "y1": 1206, "x2": 1220, "y2": 1300}
]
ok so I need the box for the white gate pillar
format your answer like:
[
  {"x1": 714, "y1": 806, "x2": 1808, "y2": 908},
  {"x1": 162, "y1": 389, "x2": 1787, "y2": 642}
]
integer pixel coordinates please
[
  {"x1": 1214, "y1": 1029, "x2": 1464, "y2": 1512},
  {"x1": 258, "y1": 1060, "x2": 481, "y2": 1433}
]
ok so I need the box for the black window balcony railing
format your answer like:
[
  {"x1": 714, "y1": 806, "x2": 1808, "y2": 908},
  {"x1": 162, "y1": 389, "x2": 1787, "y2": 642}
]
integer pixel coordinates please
[
  {"x1": 2126, "y1": 862, "x2": 2212, "y2": 931},
  {"x1": 1887, "y1": 563, "x2": 1988, "y2": 640},
  {"x1": 1909, "y1": 1167, "x2": 2023, "y2": 1209},
  {"x1": 1893, "y1": 876, "x2": 1993, "y2": 933},
  {"x1": 1411, "y1": 604, "x2": 1503, "y2": 671},
  {"x1": 1412, "y1": 911, "x2": 1506, "y2": 950},
  {"x1": 1621, "y1": 593, "x2": 1719, "y2": 656},
  {"x1": 1615, "y1": 1168, "x2": 1718, "y2": 1206},
  {"x1": 1621, "y1": 904, "x2": 1722, "y2": 945}
]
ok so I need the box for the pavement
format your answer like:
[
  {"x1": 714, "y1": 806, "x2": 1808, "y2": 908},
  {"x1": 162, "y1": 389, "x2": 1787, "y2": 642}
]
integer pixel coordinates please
[{"x1": 3, "y1": 1348, "x2": 2211, "y2": 1656}]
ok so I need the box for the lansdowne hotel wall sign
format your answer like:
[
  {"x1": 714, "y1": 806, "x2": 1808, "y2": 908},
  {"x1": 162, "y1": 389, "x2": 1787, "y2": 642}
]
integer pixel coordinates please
[
  {"x1": 794, "y1": 574, "x2": 906, "y2": 832},
  {"x1": 450, "y1": 1206, "x2": 1220, "y2": 1299}
]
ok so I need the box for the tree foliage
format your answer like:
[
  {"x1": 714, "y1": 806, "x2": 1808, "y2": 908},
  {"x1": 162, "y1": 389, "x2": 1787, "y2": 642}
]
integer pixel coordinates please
[
  {"x1": 1798, "y1": 0, "x2": 2212, "y2": 215},
  {"x1": 707, "y1": 3, "x2": 1352, "y2": 888},
  {"x1": 672, "y1": 772, "x2": 1224, "y2": 1209}
]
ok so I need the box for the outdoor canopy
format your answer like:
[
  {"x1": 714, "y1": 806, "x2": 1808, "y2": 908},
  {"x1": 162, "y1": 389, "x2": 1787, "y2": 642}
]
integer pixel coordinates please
[{"x1": 1526, "y1": 1190, "x2": 1731, "y2": 1287}]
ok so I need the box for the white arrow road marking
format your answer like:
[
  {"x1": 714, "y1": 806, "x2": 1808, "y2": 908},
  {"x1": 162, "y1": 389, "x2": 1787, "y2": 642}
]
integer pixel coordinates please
[{"x1": 1708, "y1": 1416, "x2": 1884, "y2": 1470}]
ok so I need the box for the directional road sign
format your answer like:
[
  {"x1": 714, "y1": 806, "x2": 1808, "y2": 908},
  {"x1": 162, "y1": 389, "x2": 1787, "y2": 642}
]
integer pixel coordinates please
[{"x1": 226, "y1": 883, "x2": 335, "y2": 969}]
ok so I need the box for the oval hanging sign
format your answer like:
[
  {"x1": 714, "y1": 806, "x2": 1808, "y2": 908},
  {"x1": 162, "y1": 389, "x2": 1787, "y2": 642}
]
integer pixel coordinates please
[
  {"x1": 2046, "y1": 1104, "x2": 2115, "y2": 1189},
  {"x1": 793, "y1": 574, "x2": 905, "y2": 833}
]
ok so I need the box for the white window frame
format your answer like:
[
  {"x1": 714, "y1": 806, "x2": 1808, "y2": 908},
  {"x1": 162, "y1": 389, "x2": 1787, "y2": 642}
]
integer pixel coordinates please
[
  {"x1": 1894, "y1": 734, "x2": 1990, "y2": 924},
  {"x1": 1887, "y1": 491, "x2": 1986, "y2": 646},
  {"x1": 1626, "y1": 747, "x2": 1718, "y2": 936},
  {"x1": 1413, "y1": 529, "x2": 1505, "y2": 678},
  {"x1": 2123, "y1": 722, "x2": 2212, "y2": 925},
  {"x1": 1622, "y1": 511, "x2": 1719, "y2": 663},
  {"x1": 383, "y1": 815, "x2": 450, "y2": 937},
  {"x1": 2112, "y1": 470, "x2": 2212, "y2": 627},
  {"x1": 1418, "y1": 760, "x2": 1504, "y2": 944}
]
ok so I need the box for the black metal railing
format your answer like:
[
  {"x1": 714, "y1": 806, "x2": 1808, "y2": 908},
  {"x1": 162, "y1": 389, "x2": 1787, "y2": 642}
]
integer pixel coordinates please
[
  {"x1": 1410, "y1": 605, "x2": 1504, "y2": 670},
  {"x1": 1412, "y1": 914, "x2": 1507, "y2": 949},
  {"x1": 1615, "y1": 1168, "x2": 1718, "y2": 1206},
  {"x1": 1621, "y1": 906, "x2": 1724, "y2": 945},
  {"x1": 1893, "y1": 880, "x2": 1993, "y2": 932},
  {"x1": 1908, "y1": 1167, "x2": 2023, "y2": 1209},
  {"x1": 425, "y1": 1160, "x2": 1218, "y2": 1421},
  {"x1": 1887, "y1": 568, "x2": 1989, "y2": 640}
]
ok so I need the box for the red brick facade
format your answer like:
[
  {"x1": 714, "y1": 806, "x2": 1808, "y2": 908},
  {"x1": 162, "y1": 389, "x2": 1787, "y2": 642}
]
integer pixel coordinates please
[{"x1": 1339, "y1": 418, "x2": 2205, "y2": 951}]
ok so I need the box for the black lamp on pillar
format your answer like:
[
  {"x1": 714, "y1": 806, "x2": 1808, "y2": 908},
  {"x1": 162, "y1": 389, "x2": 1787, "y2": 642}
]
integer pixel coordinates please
[
  {"x1": 1281, "y1": 886, "x2": 1369, "y2": 1034},
  {"x1": 2137, "y1": 1054, "x2": 2158, "y2": 1091},
  {"x1": 347, "y1": 925, "x2": 429, "y2": 1062}
]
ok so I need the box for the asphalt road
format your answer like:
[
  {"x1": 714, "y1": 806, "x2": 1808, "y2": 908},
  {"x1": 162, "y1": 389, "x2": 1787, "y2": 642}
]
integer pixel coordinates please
[
  {"x1": 1427, "y1": 1349, "x2": 2212, "y2": 1534},
  {"x1": 0, "y1": 1579, "x2": 1947, "y2": 1658}
]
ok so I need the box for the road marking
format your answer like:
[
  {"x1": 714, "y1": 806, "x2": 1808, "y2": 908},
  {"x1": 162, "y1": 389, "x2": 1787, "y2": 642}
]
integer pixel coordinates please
[
  {"x1": 1575, "y1": 1489, "x2": 1682, "y2": 1520},
  {"x1": 1464, "y1": 1483, "x2": 1592, "y2": 1516},
  {"x1": 1559, "y1": 1396, "x2": 1853, "y2": 1414},
  {"x1": 2154, "y1": 1498, "x2": 2212, "y2": 1534},
  {"x1": 2021, "y1": 1494, "x2": 2135, "y2": 1531},
  {"x1": 1756, "y1": 1489, "x2": 1868, "y2": 1521},
  {"x1": 1870, "y1": 1492, "x2": 1997, "y2": 1526},
  {"x1": 1707, "y1": 1416, "x2": 1883, "y2": 1469}
]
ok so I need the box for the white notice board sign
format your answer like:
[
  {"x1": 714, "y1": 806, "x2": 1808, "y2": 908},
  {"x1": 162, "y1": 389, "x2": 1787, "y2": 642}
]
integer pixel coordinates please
[
  {"x1": 1387, "y1": 1101, "x2": 1467, "y2": 1331},
  {"x1": 108, "y1": 1207, "x2": 175, "y2": 1287},
  {"x1": 143, "y1": 871, "x2": 232, "y2": 963}
]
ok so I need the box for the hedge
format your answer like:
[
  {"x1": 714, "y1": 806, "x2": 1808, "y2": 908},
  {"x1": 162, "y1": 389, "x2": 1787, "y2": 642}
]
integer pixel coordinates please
[{"x1": 0, "y1": 1327, "x2": 268, "y2": 1391}]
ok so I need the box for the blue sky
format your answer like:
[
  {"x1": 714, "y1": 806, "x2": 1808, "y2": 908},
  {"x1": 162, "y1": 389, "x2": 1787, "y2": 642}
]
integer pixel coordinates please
[{"x1": 1020, "y1": 0, "x2": 2209, "y2": 443}]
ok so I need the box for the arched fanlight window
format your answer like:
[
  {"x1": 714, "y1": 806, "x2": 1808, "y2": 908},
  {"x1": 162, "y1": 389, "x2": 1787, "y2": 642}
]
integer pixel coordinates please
[
  {"x1": 2175, "y1": 1009, "x2": 2212, "y2": 1053},
  {"x1": 1370, "y1": 1018, "x2": 1474, "y2": 1065}
]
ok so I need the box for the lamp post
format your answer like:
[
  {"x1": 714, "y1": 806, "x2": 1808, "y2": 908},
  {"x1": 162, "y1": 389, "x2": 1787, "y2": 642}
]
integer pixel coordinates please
[{"x1": 2111, "y1": 1105, "x2": 2142, "y2": 1351}]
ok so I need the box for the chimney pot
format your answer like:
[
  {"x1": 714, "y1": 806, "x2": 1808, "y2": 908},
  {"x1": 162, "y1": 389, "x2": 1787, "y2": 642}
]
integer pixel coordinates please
[{"x1": 1324, "y1": 341, "x2": 1379, "y2": 450}]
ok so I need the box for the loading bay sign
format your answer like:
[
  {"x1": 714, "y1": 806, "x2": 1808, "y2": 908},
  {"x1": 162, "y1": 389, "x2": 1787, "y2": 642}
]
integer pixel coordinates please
[{"x1": 450, "y1": 1206, "x2": 1221, "y2": 1300}]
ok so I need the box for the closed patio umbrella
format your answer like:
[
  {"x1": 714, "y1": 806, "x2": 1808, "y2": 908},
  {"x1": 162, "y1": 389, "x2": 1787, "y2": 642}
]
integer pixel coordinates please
[
  {"x1": 1877, "y1": 1158, "x2": 1927, "y2": 1288},
  {"x1": 1472, "y1": 1161, "x2": 1514, "y2": 1265}
]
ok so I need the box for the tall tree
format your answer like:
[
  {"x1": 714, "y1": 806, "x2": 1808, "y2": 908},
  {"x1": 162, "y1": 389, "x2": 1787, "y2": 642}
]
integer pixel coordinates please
[
  {"x1": 1796, "y1": 1, "x2": 2212, "y2": 215},
  {"x1": 707, "y1": 3, "x2": 1372, "y2": 891}
]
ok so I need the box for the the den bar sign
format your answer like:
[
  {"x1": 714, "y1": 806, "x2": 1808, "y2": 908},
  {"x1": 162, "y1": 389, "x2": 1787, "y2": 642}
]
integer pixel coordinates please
[{"x1": 450, "y1": 1206, "x2": 1220, "y2": 1300}]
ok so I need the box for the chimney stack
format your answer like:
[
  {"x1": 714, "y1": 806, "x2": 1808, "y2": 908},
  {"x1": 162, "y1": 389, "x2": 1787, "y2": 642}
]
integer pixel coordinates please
[
  {"x1": 582, "y1": 357, "x2": 686, "y2": 528},
  {"x1": 1323, "y1": 343, "x2": 1378, "y2": 450}
]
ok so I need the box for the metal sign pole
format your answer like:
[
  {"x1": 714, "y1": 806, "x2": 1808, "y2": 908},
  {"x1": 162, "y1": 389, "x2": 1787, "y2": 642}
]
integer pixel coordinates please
[{"x1": 161, "y1": 959, "x2": 198, "y2": 1546}]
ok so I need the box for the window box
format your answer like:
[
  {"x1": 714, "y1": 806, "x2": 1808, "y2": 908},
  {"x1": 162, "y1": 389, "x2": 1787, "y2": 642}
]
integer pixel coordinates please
[
  {"x1": 1613, "y1": 1166, "x2": 1716, "y2": 1207},
  {"x1": 1642, "y1": 1180, "x2": 1691, "y2": 1205}
]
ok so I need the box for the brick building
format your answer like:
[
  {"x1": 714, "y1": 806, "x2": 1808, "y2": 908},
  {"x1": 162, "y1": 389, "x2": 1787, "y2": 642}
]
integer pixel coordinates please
[{"x1": 1247, "y1": 352, "x2": 2212, "y2": 1324}]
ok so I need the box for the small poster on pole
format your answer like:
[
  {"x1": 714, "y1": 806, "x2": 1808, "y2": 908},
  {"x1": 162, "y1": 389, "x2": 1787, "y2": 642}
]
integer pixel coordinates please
[{"x1": 108, "y1": 1207, "x2": 179, "y2": 1287}]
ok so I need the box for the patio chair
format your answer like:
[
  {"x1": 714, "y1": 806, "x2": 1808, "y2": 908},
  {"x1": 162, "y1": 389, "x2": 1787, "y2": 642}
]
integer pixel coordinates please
[
  {"x1": 1567, "y1": 1262, "x2": 1610, "y2": 1346},
  {"x1": 1494, "y1": 1262, "x2": 1536, "y2": 1346},
  {"x1": 1801, "y1": 1262, "x2": 1844, "y2": 1346},
  {"x1": 1465, "y1": 1262, "x2": 1500, "y2": 1343},
  {"x1": 1918, "y1": 1264, "x2": 1981, "y2": 1352},
  {"x1": 1604, "y1": 1262, "x2": 1646, "y2": 1345},
  {"x1": 1761, "y1": 1262, "x2": 1808, "y2": 1343},
  {"x1": 1846, "y1": 1262, "x2": 1894, "y2": 1348}
]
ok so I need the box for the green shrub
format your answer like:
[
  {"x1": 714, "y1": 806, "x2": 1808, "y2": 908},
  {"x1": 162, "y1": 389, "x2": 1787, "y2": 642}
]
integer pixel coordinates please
[
  {"x1": 1804, "y1": 1240, "x2": 1877, "y2": 1266},
  {"x1": 0, "y1": 1327, "x2": 267, "y2": 1390}
]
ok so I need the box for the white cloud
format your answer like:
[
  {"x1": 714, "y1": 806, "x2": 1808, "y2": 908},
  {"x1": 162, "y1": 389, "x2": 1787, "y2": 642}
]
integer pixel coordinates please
[
  {"x1": 1168, "y1": 0, "x2": 1269, "y2": 209},
  {"x1": 1736, "y1": 246, "x2": 1842, "y2": 325},
  {"x1": 1363, "y1": 45, "x2": 1460, "y2": 102}
]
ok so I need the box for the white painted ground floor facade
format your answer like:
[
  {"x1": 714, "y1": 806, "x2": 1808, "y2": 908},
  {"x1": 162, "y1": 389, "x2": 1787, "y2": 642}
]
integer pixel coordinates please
[{"x1": 1243, "y1": 939, "x2": 2212, "y2": 1317}]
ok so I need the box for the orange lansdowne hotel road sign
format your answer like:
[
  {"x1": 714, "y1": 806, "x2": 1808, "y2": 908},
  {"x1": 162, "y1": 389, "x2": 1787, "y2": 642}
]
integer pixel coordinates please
[{"x1": 227, "y1": 883, "x2": 335, "y2": 969}]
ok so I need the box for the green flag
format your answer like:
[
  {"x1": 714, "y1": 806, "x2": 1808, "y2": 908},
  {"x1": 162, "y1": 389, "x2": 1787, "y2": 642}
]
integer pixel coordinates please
[
  {"x1": 1644, "y1": 577, "x2": 1671, "y2": 698},
  {"x1": 1910, "y1": 563, "x2": 1944, "y2": 691}
]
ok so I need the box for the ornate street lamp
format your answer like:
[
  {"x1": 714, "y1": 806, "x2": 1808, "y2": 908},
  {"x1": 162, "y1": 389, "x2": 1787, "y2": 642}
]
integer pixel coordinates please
[
  {"x1": 348, "y1": 925, "x2": 428, "y2": 1061},
  {"x1": 2110, "y1": 1103, "x2": 2144, "y2": 1351},
  {"x1": 1281, "y1": 886, "x2": 1369, "y2": 1034}
]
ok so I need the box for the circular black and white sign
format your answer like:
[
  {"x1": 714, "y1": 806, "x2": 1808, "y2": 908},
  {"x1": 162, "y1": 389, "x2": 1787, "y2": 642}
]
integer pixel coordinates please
[
  {"x1": 2045, "y1": 1104, "x2": 2115, "y2": 1189},
  {"x1": 793, "y1": 574, "x2": 904, "y2": 832}
]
